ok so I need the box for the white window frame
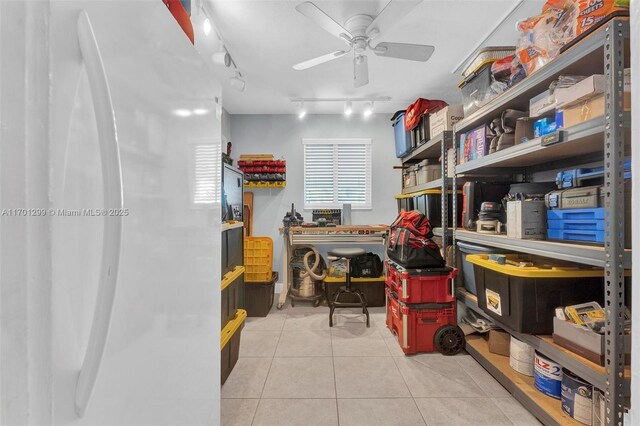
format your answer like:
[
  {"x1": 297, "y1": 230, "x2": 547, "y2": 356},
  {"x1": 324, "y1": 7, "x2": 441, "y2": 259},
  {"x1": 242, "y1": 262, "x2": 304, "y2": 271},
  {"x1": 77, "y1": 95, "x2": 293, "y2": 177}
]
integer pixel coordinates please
[{"x1": 302, "y1": 138, "x2": 372, "y2": 210}]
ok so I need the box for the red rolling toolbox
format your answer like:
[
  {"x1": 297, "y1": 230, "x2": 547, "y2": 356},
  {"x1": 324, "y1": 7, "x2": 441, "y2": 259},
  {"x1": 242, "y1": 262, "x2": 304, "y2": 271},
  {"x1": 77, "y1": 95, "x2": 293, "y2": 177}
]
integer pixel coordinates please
[
  {"x1": 385, "y1": 288, "x2": 463, "y2": 355},
  {"x1": 385, "y1": 259, "x2": 457, "y2": 304}
]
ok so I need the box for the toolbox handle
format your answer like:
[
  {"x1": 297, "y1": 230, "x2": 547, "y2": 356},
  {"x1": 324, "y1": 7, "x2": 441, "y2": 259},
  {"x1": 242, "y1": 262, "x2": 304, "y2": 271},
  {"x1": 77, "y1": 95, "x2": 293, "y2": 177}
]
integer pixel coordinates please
[{"x1": 403, "y1": 302, "x2": 453, "y2": 310}]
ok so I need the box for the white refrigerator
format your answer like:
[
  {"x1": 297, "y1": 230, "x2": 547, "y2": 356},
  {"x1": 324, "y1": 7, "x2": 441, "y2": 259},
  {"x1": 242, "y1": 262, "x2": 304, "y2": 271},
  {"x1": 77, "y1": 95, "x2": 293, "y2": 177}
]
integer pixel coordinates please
[{"x1": 2, "y1": 1, "x2": 222, "y2": 424}]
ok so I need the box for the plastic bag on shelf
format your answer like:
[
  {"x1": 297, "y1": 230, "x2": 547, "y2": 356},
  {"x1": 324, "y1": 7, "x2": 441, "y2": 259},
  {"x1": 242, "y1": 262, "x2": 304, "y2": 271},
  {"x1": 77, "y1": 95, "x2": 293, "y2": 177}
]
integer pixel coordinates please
[
  {"x1": 516, "y1": 0, "x2": 579, "y2": 76},
  {"x1": 516, "y1": 0, "x2": 629, "y2": 76}
]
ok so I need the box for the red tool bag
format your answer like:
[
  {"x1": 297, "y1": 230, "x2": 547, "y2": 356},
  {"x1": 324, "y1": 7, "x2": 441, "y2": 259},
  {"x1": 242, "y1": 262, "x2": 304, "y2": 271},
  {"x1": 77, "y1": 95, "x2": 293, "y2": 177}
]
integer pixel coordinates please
[
  {"x1": 387, "y1": 210, "x2": 445, "y2": 269},
  {"x1": 404, "y1": 98, "x2": 448, "y2": 131}
]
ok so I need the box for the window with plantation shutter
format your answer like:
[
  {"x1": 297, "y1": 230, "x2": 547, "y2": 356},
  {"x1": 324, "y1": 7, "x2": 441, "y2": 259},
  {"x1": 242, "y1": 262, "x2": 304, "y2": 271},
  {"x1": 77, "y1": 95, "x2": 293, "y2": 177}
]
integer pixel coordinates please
[
  {"x1": 303, "y1": 138, "x2": 372, "y2": 210},
  {"x1": 189, "y1": 141, "x2": 221, "y2": 206}
]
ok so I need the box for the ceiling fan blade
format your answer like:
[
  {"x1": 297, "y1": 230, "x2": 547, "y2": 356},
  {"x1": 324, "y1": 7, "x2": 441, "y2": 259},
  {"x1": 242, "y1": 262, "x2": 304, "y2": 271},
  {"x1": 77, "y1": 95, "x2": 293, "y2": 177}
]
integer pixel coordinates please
[
  {"x1": 293, "y1": 50, "x2": 348, "y2": 70},
  {"x1": 366, "y1": 0, "x2": 423, "y2": 40},
  {"x1": 296, "y1": 2, "x2": 353, "y2": 43},
  {"x1": 354, "y1": 55, "x2": 369, "y2": 88},
  {"x1": 373, "y1": 42, "x2": 434, "y2": 61}
]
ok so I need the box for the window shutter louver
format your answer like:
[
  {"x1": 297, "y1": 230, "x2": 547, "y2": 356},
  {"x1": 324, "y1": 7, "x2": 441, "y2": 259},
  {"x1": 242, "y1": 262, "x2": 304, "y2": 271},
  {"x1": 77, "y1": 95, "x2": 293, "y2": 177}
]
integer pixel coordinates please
[
  {"x1": 303, "y1": 139, "x2": 371, "y2": 210},
  {"x1": 190, "y1": 143, "x2": 220, "y2": 205}
]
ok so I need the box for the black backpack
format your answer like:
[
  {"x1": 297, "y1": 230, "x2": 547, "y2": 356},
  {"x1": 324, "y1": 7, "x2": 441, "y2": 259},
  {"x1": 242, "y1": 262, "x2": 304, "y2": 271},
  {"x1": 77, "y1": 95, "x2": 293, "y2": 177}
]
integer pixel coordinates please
[{"x1": 350, "y1": 253, "x2": 383, "y2": 278}]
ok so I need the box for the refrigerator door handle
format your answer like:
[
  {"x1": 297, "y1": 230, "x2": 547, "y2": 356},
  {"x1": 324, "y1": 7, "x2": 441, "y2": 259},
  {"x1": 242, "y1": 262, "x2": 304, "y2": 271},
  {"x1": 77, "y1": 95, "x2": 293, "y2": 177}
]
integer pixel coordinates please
[{"x1": 75, "y1": 10, "x2": 124, "y2": 418}]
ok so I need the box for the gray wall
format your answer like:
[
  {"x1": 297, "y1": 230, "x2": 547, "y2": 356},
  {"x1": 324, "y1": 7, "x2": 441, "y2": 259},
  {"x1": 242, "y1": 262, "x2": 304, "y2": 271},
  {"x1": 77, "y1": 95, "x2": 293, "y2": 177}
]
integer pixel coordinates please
[{"x1": 230, "y1": 114, "x2": 401, "y2": 279}]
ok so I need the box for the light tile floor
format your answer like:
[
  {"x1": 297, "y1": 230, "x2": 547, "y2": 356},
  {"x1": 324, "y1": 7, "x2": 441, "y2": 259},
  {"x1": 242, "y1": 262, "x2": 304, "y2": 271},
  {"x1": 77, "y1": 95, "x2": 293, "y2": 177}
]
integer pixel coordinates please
[{"x1": 221, "y1": 298, "x2": 542, "y2": 426}]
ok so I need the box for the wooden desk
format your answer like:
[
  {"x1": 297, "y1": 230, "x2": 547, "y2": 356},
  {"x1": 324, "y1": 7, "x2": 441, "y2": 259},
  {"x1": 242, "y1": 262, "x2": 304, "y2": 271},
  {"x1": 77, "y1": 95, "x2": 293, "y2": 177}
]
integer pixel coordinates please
[{"x1": 277, "y1": 225, "x2": 389, "y2": 309}]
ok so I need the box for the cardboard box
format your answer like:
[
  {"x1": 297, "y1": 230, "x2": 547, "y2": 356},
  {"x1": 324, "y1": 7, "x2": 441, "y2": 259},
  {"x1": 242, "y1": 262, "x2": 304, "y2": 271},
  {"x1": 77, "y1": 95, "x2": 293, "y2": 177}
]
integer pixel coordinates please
[
  {"x1": 429, "y1": 105, "x2": 464, "y2": 137},
  {"x1": 558, "y1": 70, "x2": 630, "y2": 128},
  {"x1": 552, "y1": 317, "x2": 630, "y2": 366},
  {"x1": 514, "y1": 117, "x2": 536, "y2": 144},
  {"x1": 529, "y1": 90, "x2": 556, "y2": 117},
  {"x1": 555, "y1": 75, "x2": 605, "y2": 109},
  {"x1": 486, "y1": 329, "x2": 510, "y2": 357},
  {"x1": 558, "y1": 94, "x2": 605, "y2": 128},
  {"x1": 506, "y1": 200, "x2": 546, "y2": 239}
]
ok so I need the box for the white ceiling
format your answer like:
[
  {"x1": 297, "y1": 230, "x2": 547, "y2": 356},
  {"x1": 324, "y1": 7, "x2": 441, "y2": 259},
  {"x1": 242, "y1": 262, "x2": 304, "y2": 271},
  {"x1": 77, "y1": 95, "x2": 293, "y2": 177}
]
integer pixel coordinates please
[{"x1": 199, "y1": 0, "x2": 545, "y2": 114}]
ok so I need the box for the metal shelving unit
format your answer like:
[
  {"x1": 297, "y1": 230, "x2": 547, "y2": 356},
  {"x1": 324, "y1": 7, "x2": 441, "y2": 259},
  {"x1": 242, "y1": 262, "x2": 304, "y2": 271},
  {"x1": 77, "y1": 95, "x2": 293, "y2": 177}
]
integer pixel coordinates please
[
  {"x1": 449, "y1": 18, "x2": 630, "y2": 425},
  {"x1": 457, "y1": 288, "x2": 631, "y2": 394},
  {"x1": 395, "y1": 131, "x2": 455, "y2": 253},
  {"x1": 456, "y1": 229, "x2": 631, "y2": 269}
]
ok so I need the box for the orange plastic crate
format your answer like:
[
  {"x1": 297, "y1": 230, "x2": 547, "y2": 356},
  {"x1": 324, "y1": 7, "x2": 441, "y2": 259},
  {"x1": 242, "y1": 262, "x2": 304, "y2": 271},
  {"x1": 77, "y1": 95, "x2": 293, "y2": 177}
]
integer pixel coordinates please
[{"x1": 244, "y1": 237, "x2": 273, "y2": 282}]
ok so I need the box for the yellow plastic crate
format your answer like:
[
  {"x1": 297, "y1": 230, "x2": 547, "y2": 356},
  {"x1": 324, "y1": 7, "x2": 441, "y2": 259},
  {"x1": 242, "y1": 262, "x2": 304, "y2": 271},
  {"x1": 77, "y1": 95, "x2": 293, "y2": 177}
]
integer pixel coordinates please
[
  {"x1": 244, "y1": 237, "x2": 273, "y2": 282},
  {"x1": 465, "y1": 254, "x2": 603, "y2": 278}
]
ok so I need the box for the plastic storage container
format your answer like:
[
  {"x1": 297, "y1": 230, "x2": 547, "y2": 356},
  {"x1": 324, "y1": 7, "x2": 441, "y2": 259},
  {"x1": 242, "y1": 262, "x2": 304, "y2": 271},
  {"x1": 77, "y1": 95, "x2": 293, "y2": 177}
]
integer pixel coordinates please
[
  {"x1": 221, "y1": 266, "x2": 244, "y2": 330},
  {"x1": 245, "y1": 272, "x2": 278, "y2": 317},
  {"x1": 459, "y1": 64, "x2": 494, "y2": 115},
  {"x1": 244, "y1": 237, "x2": 273, "y2": 282},
  {"x1": 461, "y1": 46, "x2": 515, "y2": 79},
  {"x1": 324, "y1": 275, "x2": 386, "y2": 307},
  {"x1": 467, "y1": 254, "x2": 604, "y2": 334},
  {"x1": 386, "y1": 289, "x2": 457, "y2": 355},
  {"x1": 412, "y1": 191, "x2": 462, "y2": 229},
  {"x1": 403, "y1": 166, "x2": 417, "y2": 189},
  {"x1": 415, "y1": 162, "x2": 441, "y2": 185},
  {"x1": 456, "y1": 241, "x2": 512, "y2": 295},
  {"x1": 410, "y1": 114, "x2": 430, "y2": 148},
  {"x1": 393, "y1": 112, "x2": 412, "y2": 158},
  {"x1": 221, "y1": 309, "x2": 246, "y2": 385},
  {"x1": 222, "y1": 223, "x2": 244, "y2": 277},
  {"x1": 385, "y1": 259, "x2": 456, "y2": 304}
]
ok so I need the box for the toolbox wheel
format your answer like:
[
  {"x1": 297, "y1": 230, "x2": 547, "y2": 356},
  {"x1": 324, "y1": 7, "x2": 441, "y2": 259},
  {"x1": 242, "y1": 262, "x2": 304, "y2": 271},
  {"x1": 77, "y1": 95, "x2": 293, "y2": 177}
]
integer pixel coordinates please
[{"x1": 434, "y1": 325, "x2": 465, "y2": 356}]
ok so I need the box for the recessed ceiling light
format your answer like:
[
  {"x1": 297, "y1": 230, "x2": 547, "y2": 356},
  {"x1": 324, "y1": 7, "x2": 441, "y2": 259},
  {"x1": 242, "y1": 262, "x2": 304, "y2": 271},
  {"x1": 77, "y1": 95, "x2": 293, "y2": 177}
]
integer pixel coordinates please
[{"x1": 193, "y1": 108, "x2": 209, "y2": 116}]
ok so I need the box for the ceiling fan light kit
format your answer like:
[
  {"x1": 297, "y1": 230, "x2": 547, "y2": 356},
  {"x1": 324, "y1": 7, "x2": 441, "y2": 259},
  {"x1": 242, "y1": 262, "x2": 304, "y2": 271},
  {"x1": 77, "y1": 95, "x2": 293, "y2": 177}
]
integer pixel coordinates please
[{"x1": 293, "y1": 0, "x2": 434, "y2": 87}]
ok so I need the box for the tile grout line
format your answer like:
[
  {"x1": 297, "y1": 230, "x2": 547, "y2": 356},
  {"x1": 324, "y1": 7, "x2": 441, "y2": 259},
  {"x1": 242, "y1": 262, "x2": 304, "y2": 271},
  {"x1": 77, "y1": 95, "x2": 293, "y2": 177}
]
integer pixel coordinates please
[
  {"x1": 330, "y1": 311, "x2": 340, "y2": 426},
  {"x1": 250, "y1": 303, "x2": 288, "y2": 425}
]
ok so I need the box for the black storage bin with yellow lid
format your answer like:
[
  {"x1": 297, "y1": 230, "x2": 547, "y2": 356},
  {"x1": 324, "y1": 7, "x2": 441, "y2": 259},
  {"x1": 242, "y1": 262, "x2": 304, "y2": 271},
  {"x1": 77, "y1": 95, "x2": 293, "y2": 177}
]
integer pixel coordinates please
[
  {"x1": 221, "y1": 266, "x2": 244, "y2": 330},
  {"x1": 245, "y1": 272, "x2": 278, "y2": 317},
  {"x1": 221, "y1": 309, "x2": 246, "y2": 385},
  {"x1": 467, "y1": 254, "x2": 604, "y2": 334}
]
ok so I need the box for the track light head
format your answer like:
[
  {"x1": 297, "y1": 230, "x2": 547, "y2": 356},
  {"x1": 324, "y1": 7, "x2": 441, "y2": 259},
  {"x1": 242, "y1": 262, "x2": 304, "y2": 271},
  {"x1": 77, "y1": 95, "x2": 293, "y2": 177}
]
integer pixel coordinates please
[
  {"x1": 344, "y1": 100, "x2": 353, "y2": 116},
  {"x1": 230, "y1": 74, "x2": 245, "y2": 92}
]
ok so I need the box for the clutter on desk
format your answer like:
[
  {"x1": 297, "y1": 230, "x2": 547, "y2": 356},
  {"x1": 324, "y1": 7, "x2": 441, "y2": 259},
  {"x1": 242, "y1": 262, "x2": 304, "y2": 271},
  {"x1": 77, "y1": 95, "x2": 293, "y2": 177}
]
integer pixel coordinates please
[{"x1": 282, "y1": 203, "x2": 304, "y2": 231}]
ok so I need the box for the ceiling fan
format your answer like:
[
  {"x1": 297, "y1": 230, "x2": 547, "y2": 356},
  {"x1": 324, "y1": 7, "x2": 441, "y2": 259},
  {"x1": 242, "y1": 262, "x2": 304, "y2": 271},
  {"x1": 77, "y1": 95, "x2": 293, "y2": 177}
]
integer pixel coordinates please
[{"x1": 293, "y1": 0, "x2": 434, "y2": 88}]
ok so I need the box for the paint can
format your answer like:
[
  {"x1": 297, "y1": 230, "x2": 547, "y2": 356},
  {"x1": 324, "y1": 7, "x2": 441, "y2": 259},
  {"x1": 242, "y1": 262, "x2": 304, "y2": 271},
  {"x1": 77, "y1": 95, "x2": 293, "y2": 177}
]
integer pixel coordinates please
[
  {"x1": 561, "y1": 369, "x2": 594, "y2": 425},
  {"x1": 509, "y1": 336, "x2": 534, "y2": 376},
  {"x1": 534, "y1": 352, "x2": 562, "y2": 399}
]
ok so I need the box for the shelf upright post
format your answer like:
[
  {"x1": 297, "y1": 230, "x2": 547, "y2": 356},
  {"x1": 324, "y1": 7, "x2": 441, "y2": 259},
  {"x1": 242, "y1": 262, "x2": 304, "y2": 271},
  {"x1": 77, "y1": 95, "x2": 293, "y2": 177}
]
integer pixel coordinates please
[
  {"x1": 441, "y1": 132, "x2": 449, "y2": 255},
  {"x1": 603, "y1": 19, "x2": 628, "y2": 426},
  {"x1": 451, "y1": 131, "x2": 458, "y2": 268}
]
